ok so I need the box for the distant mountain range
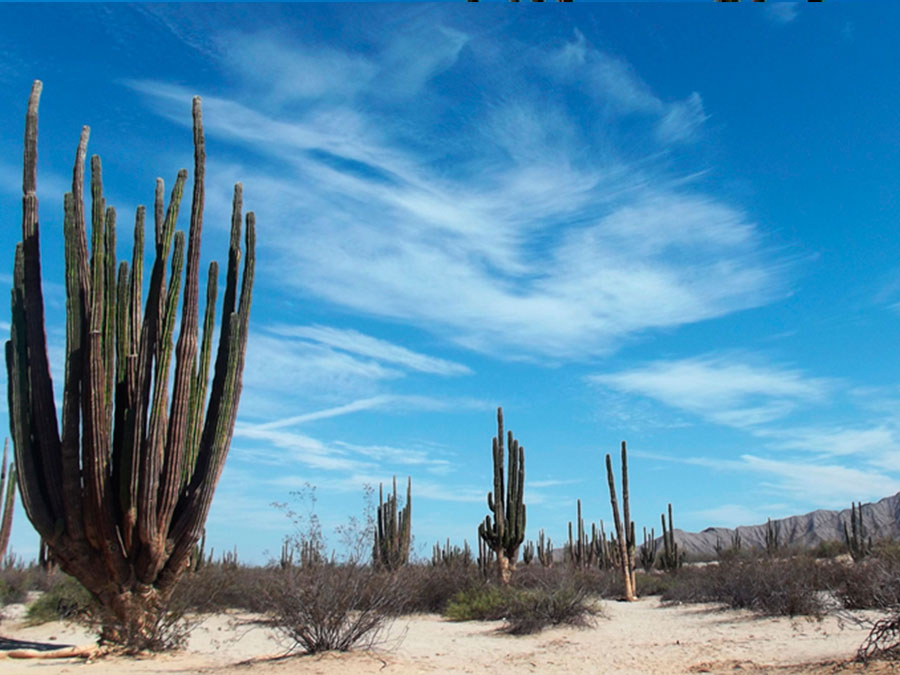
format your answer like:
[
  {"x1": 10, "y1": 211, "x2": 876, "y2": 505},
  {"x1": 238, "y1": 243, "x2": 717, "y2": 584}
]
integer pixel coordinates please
[{"x1": 670, "y1": 492, "x2": 900, "y2": 558}]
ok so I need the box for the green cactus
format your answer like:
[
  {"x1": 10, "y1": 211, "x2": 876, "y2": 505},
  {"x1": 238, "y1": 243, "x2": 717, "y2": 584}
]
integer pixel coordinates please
[
  {"x1": 522, "y1": 540, "x2": 535, "y2": 565},
  {"x1": 0, "y1": 438, "x2": 16, "y2": 560},
  {"x1": 568, "y1": 499, "x2": 598, "y2": 569},
  {"x1": 537, "y1": 529, "x2": 553, "y2": 568},
  {"x1": 660, "y1": 502, "x2": 682, "y2": 571},
  {"x1": 432, "y1": 538, "x2": 472, "y2": 567},
  {"x1": 374, "y1": 476, "x2": 412, "y2": 571},
  {"x1": 477, "y1": 407, "x2": 526, "y2": 584},
  {"x1": 640, "y1": 526, "x2": 657, "y2": 572},
  {"x1": 605, "y1": 441, "x2": 636, "y2": 600},
  {"x1": 765, "y1": 518, "x2": 780, "y2": 557},
  {"x1": 5, "y1": 82, "x2": 255, "y2": 648},
  {"x1": 843, "y1": 501, "x2": 872, "y2": 562}
]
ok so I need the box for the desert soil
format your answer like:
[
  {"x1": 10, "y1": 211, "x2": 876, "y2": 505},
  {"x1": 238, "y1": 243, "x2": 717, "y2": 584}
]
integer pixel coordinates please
[{"x1": 0, "y1": 596, "x2": 893, "y2": 674}]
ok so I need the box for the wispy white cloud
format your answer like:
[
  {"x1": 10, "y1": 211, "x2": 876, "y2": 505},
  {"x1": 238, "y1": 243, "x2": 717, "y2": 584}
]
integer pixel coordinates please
[
  {"x1": 767, "y1": 3, "x2": 800, "y2": 25},
  {"x1": 589, "y1": 354, "x2": 832, "y2": 428},
  {"x1": 547, "y1": 30, "x2": 707, "y2": 144},
  {"x1": 272, "y1": 324, "x2": 472, "y2": 376},
  {"x1": 128, "y1": 22, "x2": 785, "y2": 361},
  {"x1": 741, "y1": 454, "x2": 900, "y2": 506},
  {"x1": 259, "y1": 394, "x2": 486, "y2": 431}
]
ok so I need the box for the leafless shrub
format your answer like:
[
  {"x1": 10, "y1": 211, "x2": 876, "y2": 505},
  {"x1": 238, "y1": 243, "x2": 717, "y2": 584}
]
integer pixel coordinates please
[
  {"x1": 390, "y1": 563, "x2": 481, "y2": 614},
  {"x1": 263, "y1": 562, "x2": 401, "y2": 654},
  {"x1": 662, "y1": 557, "x2": 826, "y2": 617},
  {"x1": 858, "y1": 613, "x2": 900, "y2": 663}
]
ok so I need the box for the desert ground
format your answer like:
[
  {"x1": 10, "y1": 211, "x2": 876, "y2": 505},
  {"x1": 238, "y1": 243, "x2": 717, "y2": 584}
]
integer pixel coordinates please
[{"x1": 1, "y1": 596, "x2": 893, "y2": 674}]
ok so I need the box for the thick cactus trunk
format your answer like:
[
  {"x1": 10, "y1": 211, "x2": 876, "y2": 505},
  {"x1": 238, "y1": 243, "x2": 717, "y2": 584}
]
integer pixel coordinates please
[{"x1": 6, "y1": 81, "x2": 255, "y2": 649}]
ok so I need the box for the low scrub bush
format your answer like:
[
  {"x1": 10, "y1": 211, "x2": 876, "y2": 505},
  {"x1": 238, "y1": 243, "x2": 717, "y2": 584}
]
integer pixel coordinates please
[
  {"x1": 263, "y1": 563, "x2": 402, "y2": 654},
  {"x1": 444, "y1": 577, "x2": 599, "y2": 635},
  {"x1": 661, "y1": 558, "x2": 826, "y2": 617},
  {"x1": 502, "y1": 584, "x2": 598, "y2": 635},
  {"x1": 391, "y1": 563, "x2": 481, "y2": 614},
  {"x1": 26, "y1": 573, "x2": 95, "y2": 625},
  {"x1": 444, "y1": 585, "x2": 508, "y2": 621}
]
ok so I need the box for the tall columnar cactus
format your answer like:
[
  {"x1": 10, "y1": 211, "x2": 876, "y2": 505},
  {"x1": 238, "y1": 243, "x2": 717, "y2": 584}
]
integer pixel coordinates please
[
  {"x1": 0, "y1": 438, "x2": 16, "y2": 559},
  {"x1": 478, "y1": 406, "x2": 526, "y2": 584},
  {"x1": 605, "y1": 441, "x2": 636, "y2": 601},
  {"x1": 5, "y1": 82, "x2": 255, "y2": 647},
  {"x1": 568, "y1": 498, "x2": 597, "y2": 569},
  {"x1": 537, "y1": 528, "x2": 553, "y2": 568},
  {"x1": 765, "y1": 517, "x2": 780, "y2": 557},
  {"x1": 640, "y1": 526, "x2": 657, "y2": 572},
  {"x1": 660, "y1": 502, "x2": 681, "y2": 571},
  {"x1": 843, "y1": 501, "x2": 872, "y2": 562},
  {"x1": 373, "y1": 476, "x2": 411, "y2": 571}
]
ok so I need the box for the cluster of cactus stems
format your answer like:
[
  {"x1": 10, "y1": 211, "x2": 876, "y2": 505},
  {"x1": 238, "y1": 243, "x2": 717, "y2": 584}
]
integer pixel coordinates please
[
  {"x1": 373, "y1": 476, "x2": 411, "y2": 571},
  {"x1": 477, "y1": 532, "x2": 495, "y2": 579},
  {"x1": 566, "y1": 499, "x2": 611, "y2": 570},
  {"x1": 640, "y1": 526, "x2": 657, "y2": 572},
  {"x1": 432, "y1": 538, "x2": 472, "y2": 567},
  {"x1": 537, "y1": 528, "x2": 553, "y2": 568},
  {"x1": 0, "y1": 439, "x2": 16, "y2": 559},
  {"x1": 478, "y1": 407, "x2": 525, "y2": 584},
  {"x1": 659, "y1": 502, "x2": 681, "y2": 571},
  {"x1": 5, "y1": 82, "x2": 254, "y2": 646},
  {"x1": 844, "y1": 501, "x2": 872, "y2": 562},
  {"x1": 605, "y1": 441, "x2": 636, "y2": 600}
]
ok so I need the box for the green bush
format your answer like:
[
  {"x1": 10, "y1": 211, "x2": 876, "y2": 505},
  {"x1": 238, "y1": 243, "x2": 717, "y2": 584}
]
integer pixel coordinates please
[
  {"x1": 26, "y1": 573, "x2": 95, "y2": 625},
  {"x1": 444, "y1": 581, "x2": 598, "y2": 635},
  {"x1": 444, "y1": 585, "x2": 509, "y2": 621},
  {"x1": 502, "y1": 584, "x2": 598, "y2": 635}
]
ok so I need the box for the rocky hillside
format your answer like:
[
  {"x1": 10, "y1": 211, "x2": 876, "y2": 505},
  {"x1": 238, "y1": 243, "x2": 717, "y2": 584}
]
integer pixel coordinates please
[{"x1": 671, "y1": 492, "x2": 900, "y2": 558}]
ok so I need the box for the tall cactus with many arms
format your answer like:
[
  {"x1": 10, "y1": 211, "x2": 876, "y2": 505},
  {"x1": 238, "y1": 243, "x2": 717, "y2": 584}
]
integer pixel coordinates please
[
  {"x1": 373, "y1": 475, "x2": 411, "y2": 570},
  {"x1": 478, "y1": 407, "x2": 525, "y2": 584},
  {"x1": 5, "y1": 81, "x2": 255, "y2": 647}
]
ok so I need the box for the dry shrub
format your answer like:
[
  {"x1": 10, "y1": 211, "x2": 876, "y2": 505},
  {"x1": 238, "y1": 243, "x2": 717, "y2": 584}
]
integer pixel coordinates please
[
  {"x1": 444, "y1": 568, "x2": 599, "y2": 635},
  {"x1": 263, "y1": 563, "x2": 401, "y2": 654},
  {"x1": 502, "y1": 584, "x2": 598, "y2": 635},
  {"x1": 390, "y1": 563, "x2": 481, "y2": 614},
  {"x1": 831, "y1": 558, "x2": 900, "y2": 610},
  {"x1": 858, "y1": 613, "x2": 900, "y2": 663},
  {"x1": 662, "y1": 558, "x2": 826, "y2": 617}
]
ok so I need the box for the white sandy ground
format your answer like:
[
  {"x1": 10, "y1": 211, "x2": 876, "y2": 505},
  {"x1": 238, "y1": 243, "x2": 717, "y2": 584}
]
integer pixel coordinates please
[{"x1": 0, "y1": 596, "x2": 896, "y2": 674}]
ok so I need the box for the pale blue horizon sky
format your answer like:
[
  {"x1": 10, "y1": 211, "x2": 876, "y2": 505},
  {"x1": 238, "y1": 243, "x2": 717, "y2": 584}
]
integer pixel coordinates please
[{"x1": 3, "y1": 2, "x2": 899, "y2": 564}]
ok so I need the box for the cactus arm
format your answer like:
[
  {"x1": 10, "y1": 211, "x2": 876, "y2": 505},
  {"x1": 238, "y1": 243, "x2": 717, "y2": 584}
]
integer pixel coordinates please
[
  {"x1": 19, "y1": 82, "x2": 65, "y2": 524},
  {"x1": 0, "y1": 439, "x2": 16, "y2": 557},
  {"x1": 159, "y1": 98, "x2": 206, "y2": 534}
]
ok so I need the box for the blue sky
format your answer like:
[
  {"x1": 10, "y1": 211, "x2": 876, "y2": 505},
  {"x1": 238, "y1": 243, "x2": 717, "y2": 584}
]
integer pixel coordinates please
[{"x1": 3, "y1": 3, "x2": 899, "y2": 563}]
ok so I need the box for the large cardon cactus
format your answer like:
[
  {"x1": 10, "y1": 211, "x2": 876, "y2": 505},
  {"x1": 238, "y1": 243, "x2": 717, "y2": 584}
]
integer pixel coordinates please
[{"x1": 6, "y1": 81, "x2": 255, "y2": 647}]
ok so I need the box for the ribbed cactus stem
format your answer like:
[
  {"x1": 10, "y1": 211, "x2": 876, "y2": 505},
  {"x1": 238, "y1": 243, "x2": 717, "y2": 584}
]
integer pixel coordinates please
[
  {"x1": 0, "y1": 438, "x2": 16, "y2": 559},
  {"x1": 605, "y1": 442, "x2": 635, "y2": 601},
  {"x1": 477, "y1": 406, "x2": 526, "y2": 584},
  {"x1": 5, "y1": 82, "x2": 255, "y2": 648},
  {"x1": 660, "y1": 502, "x2": 681, "y2": 571},
  {"x1": 374, "y1": 475, "x2": 412, "y2": 570}
]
